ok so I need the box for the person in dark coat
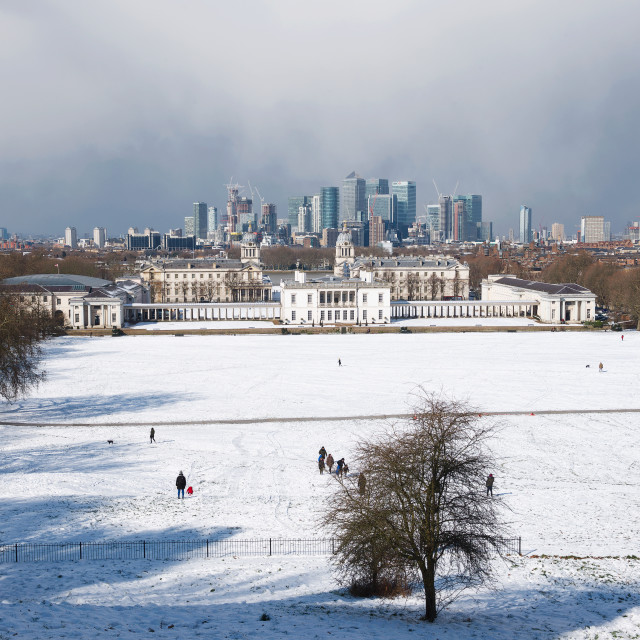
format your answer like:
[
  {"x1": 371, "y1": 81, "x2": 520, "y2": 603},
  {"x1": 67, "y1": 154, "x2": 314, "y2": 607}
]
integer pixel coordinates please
[
  {"x1": 176, "y1": 471, "x2": 186, "y2": 498},
  {"x1": 318, "y1": 456, "x2": 325, "y2": 474},
  {"x1": 599, "y1": 362, "x2": 604, "y2": 372},
  {"x1": 358, "y1": 472, "x2": 366, "y2": 495},
  {"x1": 150, "y1": 427, "x2": 155, "y2": 444},
  {"x1": 486, "y1": 473, "x2": 494, "y2": 497},
  {"x1": 326, "y1": 453, "x2": 334, "y2": 473},
  {"x1": 336, "y1": 458, "x2": 345, "y2": 477},
  {"x1": 338, "y1": 358, "x2": 342, "y2": 367},
  {"x1": 319, "y1": 446, "x2": 327, "y2": 459}
]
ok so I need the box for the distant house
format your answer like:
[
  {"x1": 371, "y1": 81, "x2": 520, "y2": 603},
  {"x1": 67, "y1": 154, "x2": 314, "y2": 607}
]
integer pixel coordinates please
[{"x1": 481, "y1": 275, "x2": 596, "y2": 323}]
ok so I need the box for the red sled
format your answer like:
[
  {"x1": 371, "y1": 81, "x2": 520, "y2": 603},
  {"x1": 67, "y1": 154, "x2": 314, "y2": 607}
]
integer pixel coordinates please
[{"x1": 187, "y1": 486, "x2": 193, "y2": 495}]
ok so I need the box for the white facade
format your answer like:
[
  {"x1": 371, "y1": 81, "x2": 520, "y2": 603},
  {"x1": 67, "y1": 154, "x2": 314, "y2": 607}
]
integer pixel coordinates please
[
  {"x1": 280, "y1": 271, "x2": 391, "y2": 325},
  {"x1": 93, "y1": 227, "x2": 107, "y2": 248},
  {"x1": 482, "y1": 275, "x2": 596, "y2": 324},
  {"x1": 581, "y1": 216, "x2": 605, "y2": 243},
  {"x1": 64, "y1": 227, "x2": 77, "y2": 248}
]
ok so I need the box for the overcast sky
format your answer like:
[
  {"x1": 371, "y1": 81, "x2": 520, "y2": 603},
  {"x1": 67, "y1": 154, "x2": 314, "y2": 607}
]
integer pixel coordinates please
[{"x1": 1, "y1": 0, "x2": 639, "y2": 238}]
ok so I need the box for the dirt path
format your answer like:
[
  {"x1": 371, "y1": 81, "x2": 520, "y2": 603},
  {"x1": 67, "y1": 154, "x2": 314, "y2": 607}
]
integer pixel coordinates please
[{"x1": 2, "y1": 407, "x2": 640, "y2": 427}]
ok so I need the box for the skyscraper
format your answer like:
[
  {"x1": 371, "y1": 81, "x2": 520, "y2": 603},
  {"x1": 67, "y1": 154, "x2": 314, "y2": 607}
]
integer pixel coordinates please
[
  {"x1": 64, "y1": 226, "x2": 77, "y2": 248},
  {"x1": 453, "y1": 195, "x2": 483, "y2": 242},
  {"x1": 321, "y1": 187, "x2": 339, "y2": 229},
  {"x1": 343, "y1": 172, "x2": 366, "y2": 221},
  {"x1": 520, "y1": 205, "x2": 532, "y2": 243},
  {"x1": 193, "y1": 202, "x2": 208, "y2": 240},
  {"x1": 392, "y1": 181, "x2": 417, "y2": 233},
  {"x1": 580, "y1": 216, "x2": 605, "y2": 243},
  {"x1": 93, "y1": 227, "x2": 106, "y2": 248},
  {"x1": 184, "y1": 216, "x2": 194, "y2": 236},
  {"x1": 367, "y1": 193, "x2": 396, "y2": 226},
  {"x1": 551, "y1": 222, "x2": 565, "y2": 242},
  {"x1": 438, "y1": 195, "x2": 452, "y2": 240},
  {"x1": 369, "y1": 215, "x2": 385, "y2": 246},
  {"x1": 365, "y1": 178, "x2": 389, "y2": 199},
  {"x1": 288, "y1": 196, "x2": 312, "y2": 229},
  {"x1": 207, "y1": 206, "x2": 218, "y2": 234},
  {"x1": 237, "y1": 197, "x2": 254, "y2": 231},
  {"x1": 261, "y1": 203, "x2": 277, "y2": 234},
  {"x1": 426, "y1": 204, "x2": 441, "y2": 242}
]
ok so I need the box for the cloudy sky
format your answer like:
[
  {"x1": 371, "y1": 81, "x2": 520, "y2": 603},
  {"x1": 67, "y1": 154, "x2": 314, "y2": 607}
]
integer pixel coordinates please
[{"x1": 1, "y1": 0, "x2": 639, "y2": 238}]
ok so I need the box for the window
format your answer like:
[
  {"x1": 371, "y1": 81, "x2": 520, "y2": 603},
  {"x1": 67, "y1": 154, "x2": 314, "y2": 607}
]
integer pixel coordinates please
[
  {"x1": 363, "y1": 310, "x2": 367, "y2": 320},
  {"x1": 183, "y1": 274, "x2": 187, "y2": 278},
  {"x1": 291, "y1": 294, "x2": 296, "y2": 305},
  {"x1": 43, "y1": 296, "x2": 48, "y2": 302},
  {"x1": 328, "y1": 310, "x2": 332, "y2": 321},
  {"x1": 378, "y1": 310, "x2": 383, "y2": 320},
  {"x1": 200, "y1": 274, "x2": 204, "y2": 279},
  {"x1": 192, "y1": 274, "x2": 195, "y2": 279},
  {"x1": 208, "y1": 274, "x2": 212, "y2": 279},
  {"x1": 308, "y1": 311, "x2": 312, "y2": 321},
  {"x1": 587, "y1": 309, "x2": 591, "y2": 319},
  {"x1": 378, "y1": 293, "x2": 383, "y2": 303},
  {"x1": 292, "y1": 311, "x2": 297, "y2": 321},
  {"x1": 350, "y1": 310, "x2": 355, "y2": 320},
  {"x1": 57, "y1": 298, "x2": 61, "y2": 305},
  {"x1": 363, "y1": 294, "x2": 368, "y2": 304},
  {"x1": 321, "y1": 310, "x2": 325, "y2": 320},
  {"x1": 112, "y1": 313, "x2": 117, "y2": 322},
  {"x1": 320, "y1": 292, "x2": 325, "y2": 304},
  {"x1": 349, "y1": 292, "x2": 355, "y2": 302},
  {"x1": 308, "y1": 294, "x2": 312, "y2": 304},
  {"x1": 342, "y1": 292, "x2": 347, "y2": 302},
  {"x1": 74, "y1": 314, "x2": 79, "y2": 323},
  {"x1": 175, "y1": 274, "x2": 179, "y2": 279},
  {"x1": 552, "y1": 309, "x2": 556, "y2": 319}
]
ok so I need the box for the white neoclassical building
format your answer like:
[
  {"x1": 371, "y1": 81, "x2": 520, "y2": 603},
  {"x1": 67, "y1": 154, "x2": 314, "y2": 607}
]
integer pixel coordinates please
[
  {"x1": 280, "y1": 271, "x2": 391, "y2": 326},
  {"x1": 481, "y1": 275, "x2": 596, "y2": 323},
  {"x1": 333, "y1": 224, "x2": 470, "y2": 301}
]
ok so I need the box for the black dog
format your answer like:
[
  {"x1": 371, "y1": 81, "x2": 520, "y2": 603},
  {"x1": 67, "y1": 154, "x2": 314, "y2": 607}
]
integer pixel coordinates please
[{"x1": 107, "y1": 440, "x2": 114, "y2": 444}]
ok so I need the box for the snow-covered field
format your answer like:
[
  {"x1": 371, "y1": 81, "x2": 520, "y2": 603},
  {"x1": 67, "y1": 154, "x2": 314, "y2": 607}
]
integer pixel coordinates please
[{"x1": 1, "y1": 332, "x2": 639, "y2": 639}]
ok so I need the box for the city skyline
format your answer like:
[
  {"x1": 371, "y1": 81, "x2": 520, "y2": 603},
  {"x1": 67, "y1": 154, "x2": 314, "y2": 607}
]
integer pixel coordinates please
[{"x1": 1, "y1": 1, "x2": 639, "y2": 237}]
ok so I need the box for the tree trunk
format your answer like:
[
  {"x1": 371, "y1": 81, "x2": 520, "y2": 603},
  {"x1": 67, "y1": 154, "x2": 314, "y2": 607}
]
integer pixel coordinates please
[{"x1": 421, "y1": 557, "x2": 437, "y2": 622}]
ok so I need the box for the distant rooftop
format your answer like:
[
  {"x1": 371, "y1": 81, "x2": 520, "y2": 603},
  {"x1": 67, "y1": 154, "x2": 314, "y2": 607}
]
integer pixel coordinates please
[
  {"x1": 494, "y1": 277, "x2": 591, "y2": 296},
  {"x1": 2, "y1": 273, "x2": 111, "y2": 288}
]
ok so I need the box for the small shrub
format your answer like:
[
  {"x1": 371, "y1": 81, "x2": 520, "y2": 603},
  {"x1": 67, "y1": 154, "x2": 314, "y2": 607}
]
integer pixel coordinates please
[
  {"x1": 349, "y1": 575, "x2": 412, "y2": 598},
  {"x1": 259, "y1": 613, "x2": 271, "y2": 621}
]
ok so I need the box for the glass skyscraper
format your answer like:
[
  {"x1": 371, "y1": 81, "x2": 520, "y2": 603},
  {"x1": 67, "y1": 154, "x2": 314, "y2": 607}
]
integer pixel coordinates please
[
  {"x1": 365, "y1": 178, "x2": 389, "y2": 199},
  {"x1": 193, "y1": 202, "x2": 208, "y2": 240},
  {"x1": 367, "y1": 193, "x2": 396, "y2": 226},
  {"x1": 453, "y1": 195, "x2": 483, "y2": 242},
  {"x1": 520, "y1": 205, "x2": 532, "y2": 243},
  {"x1": 343, "y1": 172, "x2": 366, "y2": 221},
  {"x1": 288, "y1": 196, "x2": 312, "y2": 229},
  {"x1": 321, "y1": 187, "x2": 339, "y2": 229},
  {"x1": 392, "y1": 181, "x2": 416, "y2": 232}
]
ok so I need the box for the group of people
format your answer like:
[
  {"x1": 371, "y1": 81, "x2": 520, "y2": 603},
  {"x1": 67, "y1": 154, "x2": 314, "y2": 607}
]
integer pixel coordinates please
[{"x1": 317, "y1": 446, "x2": 349, "y2": 477}]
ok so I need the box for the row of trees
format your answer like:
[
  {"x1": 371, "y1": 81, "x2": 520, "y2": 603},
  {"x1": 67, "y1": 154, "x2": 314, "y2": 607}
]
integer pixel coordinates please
[{"x1": 328, "y1": 394, "x2": 505, "y2": 622}]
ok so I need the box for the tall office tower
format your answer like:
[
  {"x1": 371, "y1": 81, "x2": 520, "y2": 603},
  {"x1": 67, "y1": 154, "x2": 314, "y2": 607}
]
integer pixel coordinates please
[
  {"x1": 392, "y1": 181, "x2": 417, "y2": 234},
  {"x1": 580, "y1": 216, "x2": 605, "y2": 243},
  {"x1": 365, "y1": 178, "x2": 389, "y2": 199},
  {"x1": 93, "y1": 227, "x2": 106, "y2": 248},
  {"x1": 321, "y1": 187, "x2": 339, "y2": 229},
  {"x1": 426, "y1": 204, "x2": 441, "y2": 242},
  {"x1": 288, "y1": 196, "x2": 312, "y2": 229},
  {"x1": 184, "y1": 216, "x2": 194, "y2": 236},
  {"x1": 207, "y1": 206, "x2": 218, "y2": 234},
  {"x1": 261, "y1": 203, "x2": 277, "y2": 234},
  {"x1": 237, "y1": 197, "x2": 254, "y2": 230},
  {"x1": 368, "y1": 193, "x2": 396, "y2": 226},
  {"x1": 298, "y1": 204, "x2": 312, "y2": 233},
  {"x1": 193, "y1": 202, "x2": 208, "y2": 240},
  {"x1": 480, "y1": 221, "x2": 493, "y2": 242},
  {"x1": 551, "y1": 222, "x2": 565, "y2": 241},
  {"x1": 343, "y1": 171, "x2": 366, "y2": 221},
  {"x1": 311, "y1": 195, "x2": 322, "y2": 233},
  {"x1": 520, "y1": 205, "x2": 533, "y2": 243},
  {"x1": 453, "y1": 199, "x2": 465, "y2": 241},
  {"x1": 64, "y1": 226, "x2": 77, "y2": 248},
  {"x1": 454, "y1": 195, "x2": 482, "y2": 242},
  {"x1": 438, "y1": 195, "x2": 452, "y2": 240},
  {"x1": 508, "y1": 228, "x2": 514, "y2": 243},
  {"x1": 369, "y1": 215, "x2": 385, "y2": 246}
]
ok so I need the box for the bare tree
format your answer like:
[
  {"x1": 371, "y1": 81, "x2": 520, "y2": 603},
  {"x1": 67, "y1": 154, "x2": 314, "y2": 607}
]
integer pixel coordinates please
[
  {"x1": 406, "y1": 273, "x2": 419, "y2": 301},
  {"x1": 427, "y1": 272, "x2": 440, "y2": 300},
  {"x1": 327, "y1": 393, "x2": 506, "y2": 622},
  {"x1": 0, "y1": 291, "x2": 59, "y2": 401}
]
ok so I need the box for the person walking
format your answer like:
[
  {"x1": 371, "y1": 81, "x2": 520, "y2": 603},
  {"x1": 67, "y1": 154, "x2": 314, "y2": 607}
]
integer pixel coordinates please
[
  {"x1": 358, "y1": 472, "x2": 366, "y2": 495},
  {"x1": 621, "y1": 334, "x2": 624, "y2": 341},
  {"x1": 318, "y1": 456, "x2": 325, "y2": 475},
  {"x1": 319, "y1": 446, "x2": 327, "y2": 459},
  {"x1": 150, "y1": 427, "x2": 155, "y2": 444},
  {"x1": 486, "y1": 473, "x2": 494, "y2": 497},
  {"x1": 326, "y1": 453, "x2": 334, "y2": 474},
  {"x1": 338, "y1": 358, "x2": 342, "y2": 367},
  {"x1": 336, "y1": 458, "x2": 345, "y2": 477},
  {"x1": 599, "y1": 362, "x2": 604, "y2": 373},
  {"x1": 176, "y1": 471, "x2": 186, "y2": 499}
]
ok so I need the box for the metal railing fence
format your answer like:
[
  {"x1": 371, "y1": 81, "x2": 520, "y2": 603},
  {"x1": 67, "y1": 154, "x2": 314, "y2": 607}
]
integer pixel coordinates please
[{"x1": 0, "y1": 536, "x2": 521, "y2": 563}]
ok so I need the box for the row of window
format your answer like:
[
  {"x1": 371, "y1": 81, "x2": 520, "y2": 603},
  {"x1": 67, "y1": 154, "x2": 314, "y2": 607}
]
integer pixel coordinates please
[
  {"x1": 290, "y1": 292, "x2": 385, "y2": 305},
  {"x1": 290, "y1": 309, "x2": 384, "y2": 322}
]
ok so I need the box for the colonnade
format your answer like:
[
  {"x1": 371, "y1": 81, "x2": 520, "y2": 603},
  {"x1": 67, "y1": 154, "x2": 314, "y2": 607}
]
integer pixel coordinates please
[{"x1": 390, "y1": 300, "x2": 538, "y2": 320}]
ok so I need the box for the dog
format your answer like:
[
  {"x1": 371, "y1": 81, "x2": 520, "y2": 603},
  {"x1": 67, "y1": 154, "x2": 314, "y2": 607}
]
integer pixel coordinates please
[{"x1": 107, "y1": 440, "x2": 114, "y2": 444}]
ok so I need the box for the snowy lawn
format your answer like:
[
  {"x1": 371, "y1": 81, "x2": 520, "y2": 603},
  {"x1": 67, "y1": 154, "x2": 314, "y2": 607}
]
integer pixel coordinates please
[{"x1": 0, "y1": 332, "x2": 639, "y2": 638}]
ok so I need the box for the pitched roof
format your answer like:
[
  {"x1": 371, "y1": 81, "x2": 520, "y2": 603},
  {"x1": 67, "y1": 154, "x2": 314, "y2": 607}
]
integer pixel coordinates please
[{"x1": 493, "y1": 277, "x2": 591, "y2": 295}]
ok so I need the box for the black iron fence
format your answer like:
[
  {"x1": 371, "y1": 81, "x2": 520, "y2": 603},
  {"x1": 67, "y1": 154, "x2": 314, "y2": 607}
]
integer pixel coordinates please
[{"x1": 0, "y1": 537, "x2": 521, "y2": 563}]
